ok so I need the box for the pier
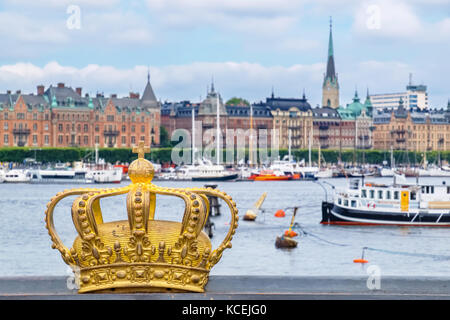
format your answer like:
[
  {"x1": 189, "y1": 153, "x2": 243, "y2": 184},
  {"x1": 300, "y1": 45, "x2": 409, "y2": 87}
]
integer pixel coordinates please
[{"x1": 1, "y1": 276, "x2": 450, "y2": 299}]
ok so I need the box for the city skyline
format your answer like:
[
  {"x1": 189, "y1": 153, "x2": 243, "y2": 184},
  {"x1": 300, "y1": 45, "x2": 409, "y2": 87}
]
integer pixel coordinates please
[{"x1": 0, "y1": 0, "x2": 448, "y2": 107}]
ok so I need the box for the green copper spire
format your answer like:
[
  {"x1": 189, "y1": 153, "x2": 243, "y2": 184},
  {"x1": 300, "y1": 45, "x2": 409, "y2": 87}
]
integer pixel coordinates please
[
  {"x1": 328, "y1": 16, "x2": 334, "y2": 58},
  {"x1": 325, "y1": 16, "x2": 336, "y2": 82},
  {"x1": 51, "y1": 95, "x2": 57, "y2": 108}
]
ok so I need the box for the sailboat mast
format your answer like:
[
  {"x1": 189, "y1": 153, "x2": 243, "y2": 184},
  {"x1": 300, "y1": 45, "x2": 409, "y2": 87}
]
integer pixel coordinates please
[
  {"x1": 250, "y1": 103, "x2": 253, "y2": 167},
  {"x1": 216, "y1": 95, "x2": 220, "y2": 165},
  {"x1": 288, "y1": 129, "x2": 292, "y2": 162},
  {"x1": 318, "y1": 143, "x2": 321, "y2": 170},
  {"x1": 192, "y1": 106, "x2": 195, "y2": 164},
  {"x1": 308, "y1": 131, "x2": 312, "y2": 167}
]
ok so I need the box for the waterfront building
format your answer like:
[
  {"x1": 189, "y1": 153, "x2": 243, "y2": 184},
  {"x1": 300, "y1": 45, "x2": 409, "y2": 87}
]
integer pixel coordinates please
[
  {"x1": 335, "y1": 90, "x2": 374, "y2": 150},
  {"x1": 253, "y1": 91, "x2": 313, "y2": 149},
  {"x1": 372, "y1": 99, "x2": 450, "y2": 151},
  {"x1": 370, "y1": 79, "x2": 429, "y2": 111},
  {"x1": 161, "y1": 84, "x2": 273, "y2": 149},
  {"x1": 312, "y1": 106, "x2": 341, "y2": 150},
  {"x1": 0, "y1": 76, "x2": 160, "y2": 148}
]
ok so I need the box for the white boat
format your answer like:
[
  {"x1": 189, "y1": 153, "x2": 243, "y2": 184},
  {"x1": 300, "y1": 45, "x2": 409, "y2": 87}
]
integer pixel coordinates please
[
  {"x1": 322, "y1": 176, "x2": 450, "y2": 226},
  {"x1": 380, "y1": 167, "x2": 395, "y2": 177},
  {"x1": 179, "y1": 159, "x2": 238, "y2": 182},
  {"x1": 30, "y1": 168, "x2": 87, "y2": 183},
  {"x1": 418, "y1": 167, "x2": 450, "y2": 177},
  {"x1": 315, "y1": 168, "x2": 333, "y2": 178},
  {"x1": 85, "y1": 168, "x2": 123, "y2": 183},
  {"x1": 3, "y1": 169, "x2": 32, "y2": 183},
  {"x1": 0, "y1": 170, "x2": 5, "y2": 183}
]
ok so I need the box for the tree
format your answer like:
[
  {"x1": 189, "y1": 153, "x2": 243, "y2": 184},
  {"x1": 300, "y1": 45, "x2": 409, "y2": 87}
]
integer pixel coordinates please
[
  {"x1": 225, "y1": 97, "x2": 250, "y2": 106},
  {"x1": 159, "y1": 126, "x2": 172, "y2": 147}
]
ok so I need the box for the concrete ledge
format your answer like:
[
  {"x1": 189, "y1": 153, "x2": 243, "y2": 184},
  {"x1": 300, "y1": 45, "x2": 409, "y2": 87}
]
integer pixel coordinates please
[{"x1": 1, "y1": 276, "x2": 450, "y2": 299}]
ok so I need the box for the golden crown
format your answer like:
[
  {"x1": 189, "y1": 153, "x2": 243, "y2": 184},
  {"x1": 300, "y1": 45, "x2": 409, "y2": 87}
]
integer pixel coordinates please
[{"x1": 45, "y1": 141, "x2": 239, "y2": 293}]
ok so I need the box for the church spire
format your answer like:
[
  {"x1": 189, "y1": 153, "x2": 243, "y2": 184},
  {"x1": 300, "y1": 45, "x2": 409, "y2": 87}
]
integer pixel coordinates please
[
  {"x1": 322, "y1": 17, "x2": 339, "y2": 109},
  {"x1": 325, "y1": 16, "x2": 336, "y2": 81}
]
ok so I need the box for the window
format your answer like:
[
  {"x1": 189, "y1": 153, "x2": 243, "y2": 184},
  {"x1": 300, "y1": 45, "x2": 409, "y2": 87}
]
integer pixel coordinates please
[
  {"x1": 95, "y1": 136, "x2": 99, "y2": 144},
  {"x1": 394, "y1": 191, "x2": 399, "y2": 200},
  {"x1": 107, "y1": 115, "x2": 114, "y2": 122},
  {"x1": 4, "y1": 123, "x2": 8, "y2": 130},
  {"x1": 121, "y1": 136, "x2": 126, "y2": 145},
  {"x1": 369, "y1": 190, "x2": 375, "y2": 199},
  {"x1": 122, "y1": 125, "x2": 126, "y2": 133},
  {"x1": 58, "y1": 135, "x2": 63, "y2": 144},
  {"x1": 410, "y1": 192, "x2": 416, "y2": 200},
  {"x1": 131, "y1": 136, "x2": 136, "y2": 144},
  {"x1": 344, "y1": 199, "x2": 349, "y2": 207},
  {"x1": 386, "y1": 191, "x2": 391, "y2": 199},
  {"x1": 84, "y1": 124, "x2": 88, "y2": 132},
  {"x1": 33, "y1": 123, "x2": 37, "y2": 131},
  {"x1": 95, "y1": 125, "x2": 99, "y2": 132},
  {"x1": 44, "y1": 123, "x2": 49, "y2": 131},
  {"x1": 351, "y1": 200, "x2": 357, "y2": 208},
  {"x1": 131, "y1": 125, "x2": 135, "y2": 133},
  {"x1": 338, "y1": 198, "x2": 342, "y2": 205},
  {"x1": 378, "y1": 190, "x2": 383, "y2": 199},
  {"x1": 44, "y1": 135, "x2": 49, "y2": 145},
  {"x1": 4, "y1": 134, "x2": 8, "y2": 143},
  {"x1": 33, "y1": 113, "x2": 37, "y2": 120},
  {"x1": 58, "y1": 124, "x2": 63, "y2": 132},
  {"x1": 17, "y1": 113, "x2": 25, "y2": 120},
  {"x1": 83, "y1": 136, "x2": 88, "y2": 145},
  {"x1": 32, "y1": 135, "x2": 37, "y2": 144}
]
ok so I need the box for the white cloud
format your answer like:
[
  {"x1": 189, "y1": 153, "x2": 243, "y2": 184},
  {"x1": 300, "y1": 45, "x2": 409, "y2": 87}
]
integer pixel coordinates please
[
  {"x1": 145, "y1": 0, "x2": 304, "y2": 35},
  {"x1": 353, "y1": 0, "x2": 423, "y2": 39},
  {"x1": 352, "y1": 0, "x2": 450, "y2": 43},
  {"x1": 0, "y1": 59, "x2": 447, "y2": 108}
]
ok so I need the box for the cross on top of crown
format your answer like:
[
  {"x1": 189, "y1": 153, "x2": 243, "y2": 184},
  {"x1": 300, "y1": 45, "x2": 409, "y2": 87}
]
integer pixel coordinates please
[{"x1": 132, "y1": 141, "x2": 150, "y2": 159}]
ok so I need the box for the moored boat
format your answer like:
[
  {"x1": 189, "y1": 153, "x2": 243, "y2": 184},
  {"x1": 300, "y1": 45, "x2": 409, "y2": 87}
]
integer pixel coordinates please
[
  {"x1": 3, "y1": 169, "x2": 32, "y2": 183},
  {"x1": 321, "y1": 177, "x2": 450, "y2": 226}
]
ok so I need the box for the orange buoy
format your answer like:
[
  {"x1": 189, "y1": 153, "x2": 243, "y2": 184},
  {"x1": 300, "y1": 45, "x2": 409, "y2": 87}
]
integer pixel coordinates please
[
  {"x1": 275, "y1": 209, "x2": 285, "y2": 217},
  {"x1": 284, "y1": 230, "x2": 298, "y2": 237},
  {"x1": 354, "y1": 247, "x2": 369, "y2": 263},
  {"x1": 353, "y1": 259, "x2": 369, "y2": 263}
]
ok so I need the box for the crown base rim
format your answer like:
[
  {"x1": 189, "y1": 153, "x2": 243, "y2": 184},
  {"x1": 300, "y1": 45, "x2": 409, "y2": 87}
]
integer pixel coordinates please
[
  {"x1": 78, "y1": 283, "x2": 205, "y2": 294},
  {"x1": 77, "y1": 263, "x2": 209, "y2": 294}
]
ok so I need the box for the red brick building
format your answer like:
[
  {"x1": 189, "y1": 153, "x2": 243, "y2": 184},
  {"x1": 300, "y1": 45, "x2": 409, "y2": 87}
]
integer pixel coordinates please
[{"x1": 0, "y1": 77, "x2": 160, "y2": 148}]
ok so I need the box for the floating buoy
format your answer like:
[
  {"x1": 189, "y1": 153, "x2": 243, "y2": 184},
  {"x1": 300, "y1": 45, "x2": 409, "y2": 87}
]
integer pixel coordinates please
[
  {"x1": 353, "y1": 247, "x2": 369, "y2": 263},
  {"x1": 276, "y1": 207, "x2": 299, "y2": 248},
  {"x1": 243, "y1": 209, "x2": 257, "y2": 221},
  {"x1": 284, "y1": 230, "x2": 298, "y2": 238},
  {"x1": 275, "y1": 209, "x2": 285, "y2": 217},
  {"x1": 243, "y1": 192, "x2": 267, "y2": 221},
  {"x1": 353, "y1": 259, "x2": 369, "y2": 263},
  {"x1": 275, "y1": 236, "x2": 298, "y2": 248}
]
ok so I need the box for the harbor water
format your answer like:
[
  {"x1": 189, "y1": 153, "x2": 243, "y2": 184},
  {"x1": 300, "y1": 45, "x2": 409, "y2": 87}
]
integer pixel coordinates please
[{"x1": 1, "y1": 177, "x2": 450, "y2": 278}]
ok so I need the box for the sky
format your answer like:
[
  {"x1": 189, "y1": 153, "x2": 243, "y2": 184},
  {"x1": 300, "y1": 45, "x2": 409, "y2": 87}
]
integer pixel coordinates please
[{"x1": 0, "y1": 0, "x2": 449, "y2": 107}]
